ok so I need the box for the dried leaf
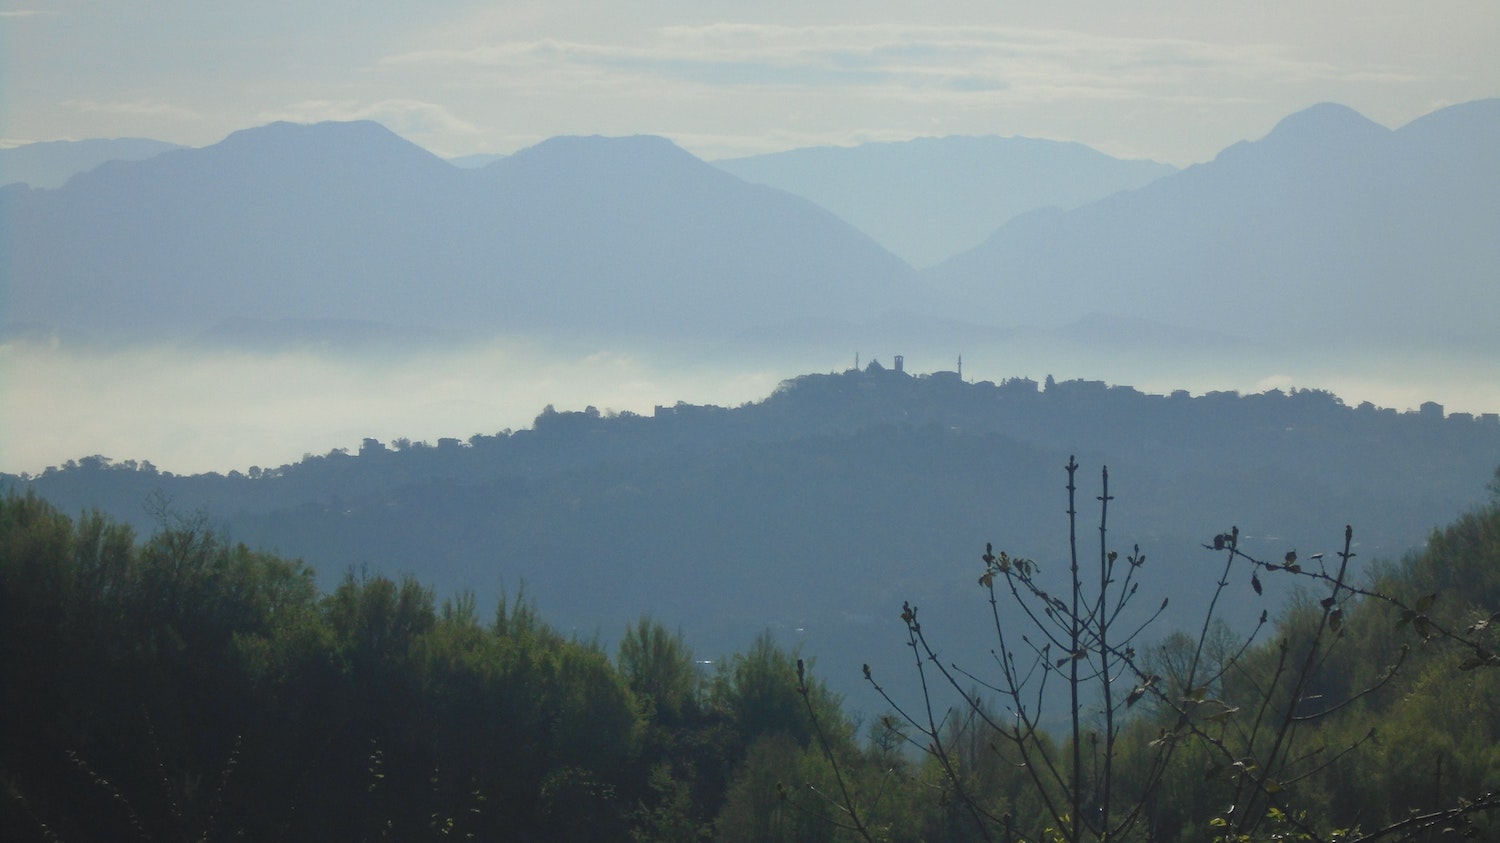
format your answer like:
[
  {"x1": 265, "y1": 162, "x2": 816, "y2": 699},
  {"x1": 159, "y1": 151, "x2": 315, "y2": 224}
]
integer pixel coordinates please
[
  {"x1": 1206, "y1": 705, "x2": 1240, "y2": 724},
  {"x1": 1414, "y1": 616, "x2": 1434, "y2": 640}
]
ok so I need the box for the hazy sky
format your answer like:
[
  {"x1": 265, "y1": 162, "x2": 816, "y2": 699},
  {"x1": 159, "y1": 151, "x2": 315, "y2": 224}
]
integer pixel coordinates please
[{"x1": 3, "y1": 1, "x2": 1497, "y2": 163}]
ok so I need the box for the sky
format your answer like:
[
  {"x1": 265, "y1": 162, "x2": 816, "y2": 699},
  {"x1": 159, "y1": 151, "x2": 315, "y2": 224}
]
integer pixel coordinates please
[{"x1": 3, "y1": 1, "x2": 1498, "y2": 164}]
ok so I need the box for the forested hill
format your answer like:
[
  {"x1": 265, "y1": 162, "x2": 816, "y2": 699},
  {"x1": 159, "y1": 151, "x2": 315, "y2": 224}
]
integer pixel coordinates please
[{"x1": 10, "y1": 366, "x2": 1499, "y2": 699}]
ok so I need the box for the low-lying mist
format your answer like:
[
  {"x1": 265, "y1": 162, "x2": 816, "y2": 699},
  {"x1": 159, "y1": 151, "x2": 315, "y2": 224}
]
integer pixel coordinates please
[
  {"x1": 1, "y1": 336, "x2": 790, "y2": 476},
  {"x1": 5, "y1": 329, "x2": 1497, "y2": 477}
]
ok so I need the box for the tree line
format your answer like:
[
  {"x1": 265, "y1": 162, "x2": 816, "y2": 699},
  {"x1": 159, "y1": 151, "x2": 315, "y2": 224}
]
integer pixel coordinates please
[{"x1": 2, "y1": 472, "x2": 1498, "y2": 840}]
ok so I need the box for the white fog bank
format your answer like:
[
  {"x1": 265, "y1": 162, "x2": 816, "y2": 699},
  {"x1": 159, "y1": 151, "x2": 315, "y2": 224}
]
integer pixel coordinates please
[{"x1": 4, "y1": 334, "x2": 1497, "y2": 477}]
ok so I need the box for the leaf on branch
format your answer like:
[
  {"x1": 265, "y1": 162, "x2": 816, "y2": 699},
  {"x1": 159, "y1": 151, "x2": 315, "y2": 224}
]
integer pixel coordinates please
[
  {"x1": 1251, "y1": 572, "x2": 1263, "y2": 595},
  {"x1": 1321, "y1": 596, "x2": 1337, "y2": 609},
  {"x1": 1416, "y1": 593, "x2": 1438, "y2": 613},
  {"x1": 1330, "y1": 609, "x2": 1343, "y2": 633}
]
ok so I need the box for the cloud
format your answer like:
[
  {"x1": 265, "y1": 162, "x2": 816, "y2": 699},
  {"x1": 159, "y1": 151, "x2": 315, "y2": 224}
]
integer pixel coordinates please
[{"x1": 380, "y1": 23, "x2": 1345, "y2": 106}]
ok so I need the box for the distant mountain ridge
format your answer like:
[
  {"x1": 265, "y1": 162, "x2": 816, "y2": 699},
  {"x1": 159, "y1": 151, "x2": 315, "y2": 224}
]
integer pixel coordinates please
[
  {"x1": 926, "y1": 99, "x2": 1500, "y2": 353},
  {"x1": 2, "y1": 122, "x2": 914, "y2": 342},
  {"x1": 715, "y1": 136, "x2": 1176, "y2": 267},
  {"x1": 3, "y1": 100, "x2": 1496, "y2": 360},
  {"x1": 0, "y1": 137, "x2": 184, "y2": 189}
]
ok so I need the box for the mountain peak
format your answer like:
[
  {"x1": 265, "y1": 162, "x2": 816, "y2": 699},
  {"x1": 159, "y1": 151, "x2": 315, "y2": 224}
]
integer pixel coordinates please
[
  {"x1": 210, "y1": 119, "x2": 444, "y2": 164},
  {"x1": 1209, "y1": 102, "x2": 1389, "y2": 168},
  {"x1": 504, "y1": 134, "x2": 700, "y2": 172},
  {"x1": 1262, "y1": 102, "x2": 1389, "y2": 146},
  {"x1": 1395, "y1": 98, "x2": 1500, "y2": 146},
  {"x1": 485, "y1": 134, "x2": 731, "y2": 196}
]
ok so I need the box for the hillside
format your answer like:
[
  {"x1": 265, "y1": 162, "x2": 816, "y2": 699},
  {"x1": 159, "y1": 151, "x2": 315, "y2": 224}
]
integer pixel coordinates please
[{"x1": 13, "y1": 367, "x2": 1500, "y2": 699}]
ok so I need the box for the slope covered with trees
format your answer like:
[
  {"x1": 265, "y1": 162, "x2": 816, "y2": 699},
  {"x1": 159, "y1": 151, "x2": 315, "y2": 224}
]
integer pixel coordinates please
[{"x1": 10, "y1": 368, "x2": 1499, "y2": 703}]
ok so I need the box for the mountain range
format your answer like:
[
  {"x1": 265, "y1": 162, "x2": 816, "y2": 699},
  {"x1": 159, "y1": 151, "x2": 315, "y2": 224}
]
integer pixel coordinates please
[
  {"x1": 3, "y1": 99, "x2": 1497, "y2": 360},
  {"x1": 0, "y1": 137, "x2": 185, "y2": 190},
  {"x1": 929, "y1": 100, "x2": 1500, "y2": 350},
  {"x1": 2, "y1": 124, "x2": 912, "y2": 342}
]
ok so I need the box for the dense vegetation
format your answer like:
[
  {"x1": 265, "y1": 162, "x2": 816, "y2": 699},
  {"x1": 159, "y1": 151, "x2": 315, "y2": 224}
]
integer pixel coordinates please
[
  {"x1": 11, "y1": 369, "x2": 1500, "y2": 708},
  {"x1": 3, "y1": 473, "x2": 1498, "y2": 840}
]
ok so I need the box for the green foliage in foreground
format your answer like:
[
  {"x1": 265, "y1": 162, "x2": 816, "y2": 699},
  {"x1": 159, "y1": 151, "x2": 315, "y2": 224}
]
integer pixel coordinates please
[{"x1": 2, "y1": 483, "x2": 1499, "y2": 840}]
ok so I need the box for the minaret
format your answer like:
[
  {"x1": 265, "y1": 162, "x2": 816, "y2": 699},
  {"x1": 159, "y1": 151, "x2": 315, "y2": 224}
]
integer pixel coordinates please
[{"x1": 957, "y1": 354, "x2": 963, "y2": 381}]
